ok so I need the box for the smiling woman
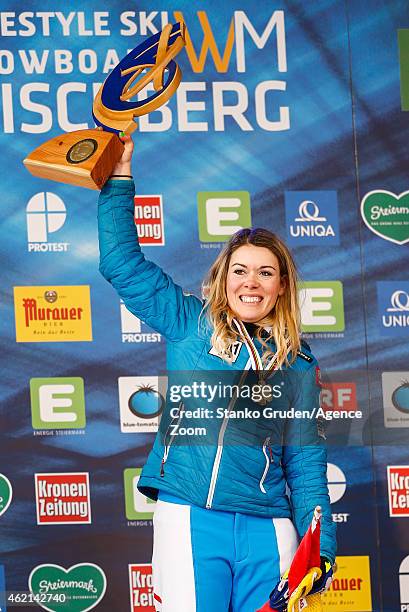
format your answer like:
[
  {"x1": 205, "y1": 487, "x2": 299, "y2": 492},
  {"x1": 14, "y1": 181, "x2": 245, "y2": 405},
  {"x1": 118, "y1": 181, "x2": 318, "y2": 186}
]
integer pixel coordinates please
[{"x1": 97, "y1": 133, "x2": 336, "y2": 612}]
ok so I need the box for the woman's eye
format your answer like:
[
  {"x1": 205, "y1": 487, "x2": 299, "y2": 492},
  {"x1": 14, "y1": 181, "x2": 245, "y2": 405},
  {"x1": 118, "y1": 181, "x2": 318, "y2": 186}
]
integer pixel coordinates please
[
  {"x1": 233, "y1": 269, "x2": 245, "y2": 275},
  {"x1": 260, "y1": 271, "x2": 273, "y2": 277}
]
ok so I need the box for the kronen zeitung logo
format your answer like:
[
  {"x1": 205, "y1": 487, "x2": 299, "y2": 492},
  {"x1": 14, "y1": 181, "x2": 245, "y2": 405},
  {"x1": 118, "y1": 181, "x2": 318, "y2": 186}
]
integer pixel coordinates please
[
  {"x1": 14, "y1": 286, "x2": 92, "y2": 342},
  {"x1": 388, "y1": 466, "x2": 409, "y2": 517},
  {"x1": 361, "y1": 190, "x2": 409, "y2": 245},
  {"x1": 129, "y1": 564, "x2": 155, "y2": 610},
  {"x1": 35, "y1": 473, "x2": 91, "y2": 525},
  {"x1": 134, "y1": 195, "x2": 165, "y2": 245},
  {"x1": 1, "y1": 11, "x2": 290, "y2": 135},
  {"x1": 29, "y1": 563, "x2": 106, "y2": 612}
]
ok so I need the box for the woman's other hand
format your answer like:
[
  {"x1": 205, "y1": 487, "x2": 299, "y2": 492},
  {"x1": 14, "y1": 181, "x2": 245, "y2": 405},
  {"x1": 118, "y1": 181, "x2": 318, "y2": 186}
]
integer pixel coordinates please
[{"x1": 112, "y1": 132, "x2": 134, "y2": 176}]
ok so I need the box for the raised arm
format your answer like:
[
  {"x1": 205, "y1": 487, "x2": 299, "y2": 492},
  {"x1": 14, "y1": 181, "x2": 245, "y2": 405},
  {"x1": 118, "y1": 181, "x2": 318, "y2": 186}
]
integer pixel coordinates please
[{"x1": 98, "y1": 134, "x2": 202, "y2": 341}]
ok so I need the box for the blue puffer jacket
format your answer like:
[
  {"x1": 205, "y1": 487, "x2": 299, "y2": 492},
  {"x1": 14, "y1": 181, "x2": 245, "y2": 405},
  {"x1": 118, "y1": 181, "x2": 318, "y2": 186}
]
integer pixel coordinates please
[{"x1": 98, "y1": 179, "x2": 337, "y2": 563}]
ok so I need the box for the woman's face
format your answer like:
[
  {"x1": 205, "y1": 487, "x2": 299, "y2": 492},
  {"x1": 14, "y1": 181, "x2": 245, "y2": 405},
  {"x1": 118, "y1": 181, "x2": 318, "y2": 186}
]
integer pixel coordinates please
[{"x1": 226, "y1": 244, "x2": 286, "y2": 323}]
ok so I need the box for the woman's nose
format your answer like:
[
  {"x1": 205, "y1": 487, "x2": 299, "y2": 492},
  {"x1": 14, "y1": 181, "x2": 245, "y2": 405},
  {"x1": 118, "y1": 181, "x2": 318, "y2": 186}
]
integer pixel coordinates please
[{"x1": 244, "y1": 274, "x2": 260, "y2": 288}]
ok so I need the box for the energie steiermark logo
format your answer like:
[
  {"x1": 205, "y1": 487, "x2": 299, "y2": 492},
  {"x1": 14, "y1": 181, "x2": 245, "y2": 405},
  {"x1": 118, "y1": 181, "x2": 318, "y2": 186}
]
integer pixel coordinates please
[
  {"x1": 299, "y1": 282, "x2": 345, "y2": 332},
  {"x1": 29, "y1": 563, "x2": 106, "y2": 612},
  {"x1": 377, "y1": 282, "x2": 409, "y2": 336},
  {"x1": 285, "y1": 191, "x2": 339, "y2": 245},
  {"x1": 30, "y1": 378, "x2": 85, "y2": 429},
  {"x1": 124, "y1": 468, "x2": 156, "y2": 520},
  {"x1": 26, "y1": 192, "x2": 69, "y2": 252},
  {"x1": 197, "y1": 191, "x2": 251, "y2": 242},
  {"x1": 0, "y1": 474, "x2": 12, "y2": 517},
  {"x1": 361, "y1": 190, "x2": 409, "y2": 245}
]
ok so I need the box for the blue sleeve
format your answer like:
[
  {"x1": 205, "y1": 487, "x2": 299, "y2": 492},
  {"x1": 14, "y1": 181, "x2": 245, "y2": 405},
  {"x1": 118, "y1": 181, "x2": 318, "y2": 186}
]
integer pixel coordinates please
[
  {"x1": 282, "y1": 360, "x2": 337, "y2": 563},
  {"x1": 98, "y1": 180, "x2": 202, "y2": 341}
]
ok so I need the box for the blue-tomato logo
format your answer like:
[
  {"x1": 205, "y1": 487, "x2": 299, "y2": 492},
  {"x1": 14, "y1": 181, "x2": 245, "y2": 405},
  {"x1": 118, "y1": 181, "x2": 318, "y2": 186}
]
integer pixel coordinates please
[
  {"x1": 128, "y1": 385, "x2": 164, "y2": 419},
  {"x1": 392, "y1": 382, "x2": 409, "y2": 413}
]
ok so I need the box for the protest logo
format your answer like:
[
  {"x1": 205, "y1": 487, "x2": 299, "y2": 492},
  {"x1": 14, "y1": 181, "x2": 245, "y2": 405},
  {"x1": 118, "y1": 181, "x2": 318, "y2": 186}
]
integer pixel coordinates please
[
  {"x1": 29, "y1": 563, "x2": 106, "y2": 612},
  {"x1": 285, "y1": 191, "x2": 339, "y2": 246},
  {"x1": 361, "y1": 190, "x2": 409, "y2": 245},
  {"x1": 129, "y1": 564, "x2": 155, "y2": 611},
  {"x1": 120, "y1": 301, "x2": 161, "y2": 343},
  {"x1": 388, "y1": 466, "x2": 409, "y2": 517},
  {"x1": 26, "y1": 192, "x2": 69, "y2": 253},
  {"x1": 124, "y1": 468, "x2": 156, "y2": 520},
  {"x1": 0, "y1": 474, "x2": 12, "y2": 517},
  {"x1": 35, "y1": 473, "x2": 91, "y2": 525},
  {"x1": 134, "y1": 195, "x2": 165, "y2": 246},
  {"x1": 400, "y1": 554, "x2": 409, "y2": 611},
  {"x1": 14, "y1": 286, "x2": 92, "y2": 342},
  {"x1": 197, "y1": 191, "x2": 251, "y2": 243},
  {"x1": 30, "y1": 377, "x2": 86, "y2": 430}
]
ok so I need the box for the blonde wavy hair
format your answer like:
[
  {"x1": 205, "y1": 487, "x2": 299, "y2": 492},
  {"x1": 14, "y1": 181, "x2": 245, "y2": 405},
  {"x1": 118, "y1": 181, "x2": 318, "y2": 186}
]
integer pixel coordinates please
[{"x1": 202, "y1": 228, "x2": 301, "y2": 369}]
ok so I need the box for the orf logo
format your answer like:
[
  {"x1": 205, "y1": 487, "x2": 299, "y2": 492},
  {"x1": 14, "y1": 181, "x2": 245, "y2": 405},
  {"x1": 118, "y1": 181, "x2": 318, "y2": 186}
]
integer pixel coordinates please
[
  {"x1": 26, "y1": 192, "x2": 68, "y2": 252},
  {"x1": 285, "y1": 191, "x2": 339, "y2": 246},
  {"x1": 377, "y1": 282, "x2": 409, "y2": 336},
  {"x1": 400, "y1": 555, "x2": 409, "y2": 611}
]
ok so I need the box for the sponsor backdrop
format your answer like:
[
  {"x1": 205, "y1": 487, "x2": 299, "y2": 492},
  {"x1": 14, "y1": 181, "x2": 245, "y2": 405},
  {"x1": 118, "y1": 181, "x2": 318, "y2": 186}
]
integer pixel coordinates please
[{"x1": 1, "y1": 0, "x2": 408, "y2": 610}]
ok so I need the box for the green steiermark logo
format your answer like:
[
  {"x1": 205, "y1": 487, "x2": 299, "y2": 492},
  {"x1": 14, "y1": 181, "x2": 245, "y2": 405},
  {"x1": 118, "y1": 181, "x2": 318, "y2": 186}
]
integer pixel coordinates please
[
  {"x1": 197, "y1": 191, "x2": 251, "y2": 242},
  {"x1": 124, "y1": 468, "x2": 156, "y2": 520},
  {"x1": 0, "y1": 474, "x2": 12, "y2": 517},
  {"x1": 299, "y1": 281, "x2": 345, "y2": 332},
  {"x1": 29, "y1": 563, "x2": 106, "y2": 612},
  {"x1": 30, "y1": 377, "x2": 86, "y2": 429},
  {"x1": 361, "y1": 190, "x2": 409, "y2": 245}
]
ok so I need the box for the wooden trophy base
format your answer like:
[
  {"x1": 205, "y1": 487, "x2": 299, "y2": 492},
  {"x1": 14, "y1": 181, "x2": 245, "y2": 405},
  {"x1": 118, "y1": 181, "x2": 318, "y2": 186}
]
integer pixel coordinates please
[{"x1": 23, "y1": 129, "x2": 124, "y2": 190}]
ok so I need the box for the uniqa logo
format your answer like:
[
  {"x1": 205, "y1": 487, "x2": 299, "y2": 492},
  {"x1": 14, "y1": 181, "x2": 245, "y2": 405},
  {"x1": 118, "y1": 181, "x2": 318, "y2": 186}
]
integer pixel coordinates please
[
  {"x1": 383, "y1": 290, "x2": 409, "y2": 328},
  {"x1": 290, "y1": 200, "x2": 335, "y2": 238}
]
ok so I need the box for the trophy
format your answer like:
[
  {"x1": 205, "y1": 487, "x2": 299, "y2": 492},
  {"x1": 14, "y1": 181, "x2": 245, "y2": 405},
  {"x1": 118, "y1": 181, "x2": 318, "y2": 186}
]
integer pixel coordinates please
[{"x1": 23, "y1": 22, "x2": 186, "y2": 190}]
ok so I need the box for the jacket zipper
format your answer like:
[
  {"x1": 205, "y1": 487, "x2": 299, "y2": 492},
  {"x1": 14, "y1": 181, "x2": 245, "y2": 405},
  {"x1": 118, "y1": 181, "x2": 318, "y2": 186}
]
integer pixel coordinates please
[
  {"x1": 259, "y1": 436, "x2": 274, "y2": 493},
  {"x1": 160, "y1": 402, "x2": 183, "y2": 477},
  {"x1": 205, "y1": 362, "x2": 251, "y2": 509}
]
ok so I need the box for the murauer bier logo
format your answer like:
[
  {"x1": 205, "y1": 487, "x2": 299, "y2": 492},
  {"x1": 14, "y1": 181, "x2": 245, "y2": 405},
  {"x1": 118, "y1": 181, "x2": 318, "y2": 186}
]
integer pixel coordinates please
[
  {"x1": 14, "y1": 286, "x2": 92, "y2": 342},
  {"x1": 35, "y1": 473, "x2": 91, "y2": 525}
]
